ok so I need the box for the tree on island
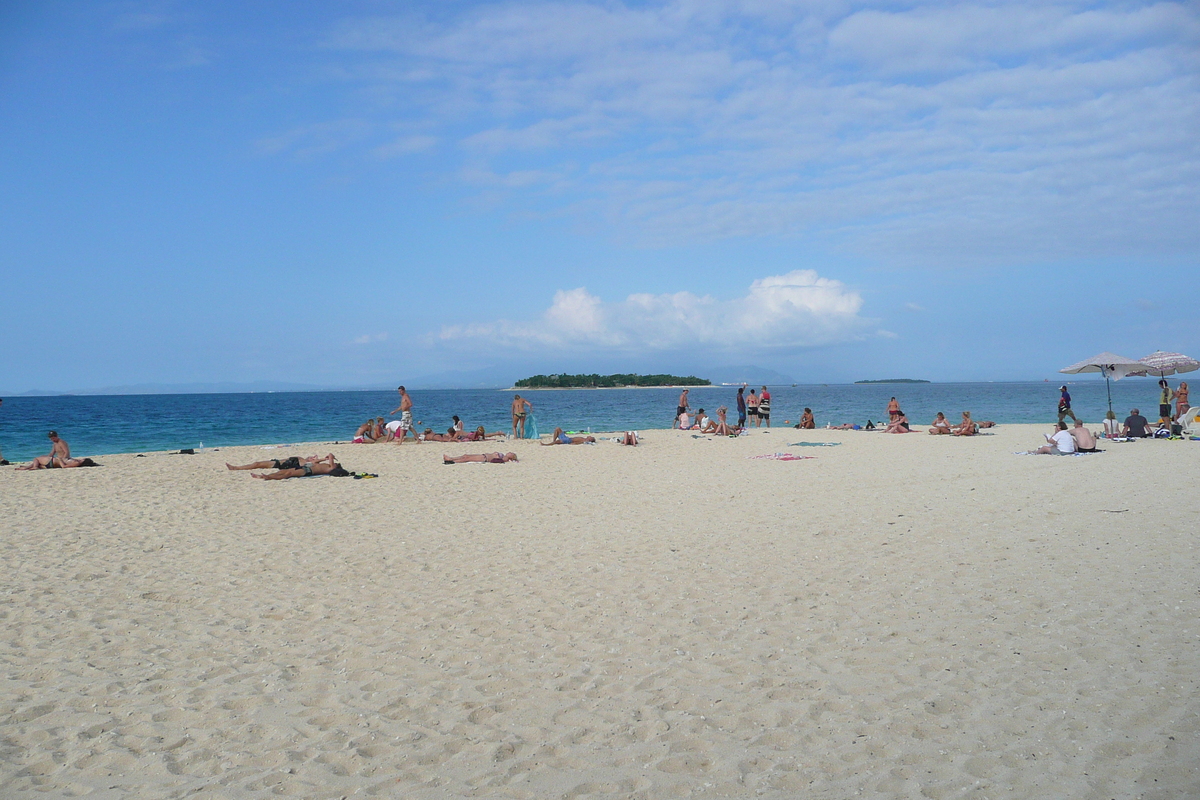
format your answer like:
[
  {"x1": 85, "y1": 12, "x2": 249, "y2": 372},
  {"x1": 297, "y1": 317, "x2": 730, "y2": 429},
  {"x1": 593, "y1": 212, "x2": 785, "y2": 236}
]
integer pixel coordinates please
[{"x1": 515, "y1": 373, "x2": 710, "y2": 388}]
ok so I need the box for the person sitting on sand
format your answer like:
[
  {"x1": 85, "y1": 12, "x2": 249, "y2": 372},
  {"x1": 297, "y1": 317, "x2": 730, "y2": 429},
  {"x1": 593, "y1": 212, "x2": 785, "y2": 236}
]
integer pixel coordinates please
[
  {"x1": 451, "y1": 415, "x2": 464, "y2": 433},
  {"x1": 1121, "y1": 409, "x2": 1150, "y2": 438},
  {"x1": 693, "y1": 409, "x2": 712, "y2": 431},
  {"x1": 885, "y1": 413, "x2": 914, "y2": 433},
  {"x1": 250, "y1": 453, "x2": 349, "y2": 479},
  {"x1": 16, "y1": 431, "x2": 100, "y2": 469},
  {"x1": 227, "y1": 454, "x2": 323, "y2": 471},
  {"x1": 710, "y1": 406, "x2": 734, "y2": 436},
  {"x1": 443, "y1": 452, "x2": 518, "y2": 464},
  {"x1": 542, "y1": 427, "x2": 596, "y2": 445},
  {"x1": 797, "y1": 408, "x2": 815, "y2": 429},
  {"x1": 352, "y1": 419, "x2": 376, "y2": 444},
  {"x1": 677, "y1": 411, "x2": 690, "y2": 430},
  {"x1": 952, "y1": 411, "x2": 977, "y2": 436},
  {"x1": 1032, "y1": 422, "x2": 1077, "y2": 455},
  {"x1": 619, "y1": 431, "x2": 639, "y2": 445},
  {"x1": 1069, "y1": 420, "x2": 1099, "y2": 452},
  {"x1": 928, "y1": 412, "x2": 951, "y2": 434}
]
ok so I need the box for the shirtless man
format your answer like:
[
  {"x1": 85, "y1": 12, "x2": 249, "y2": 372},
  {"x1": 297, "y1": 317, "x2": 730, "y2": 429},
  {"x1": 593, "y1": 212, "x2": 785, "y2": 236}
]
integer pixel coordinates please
[
  {"x1": 673, "y1": 389, "x2": 690, "y2": 429},
  {"x1": 389, "y1": 386, "x2": 417, "y2": 444},
  {"x1": 746, "y1": 389, "x2": 760, "y2": 426},
  {"x1": 250, "y1": 453, "x2": 348, "y2": 479},
  {"x1": 542, "y1": 427, "x2": 596, "y2": 445},
  {"x1": 17, "y1": 431, "x2": 98, "y2": 469},
  {"x1": 1069, "y1": 420, "x2": 1098, "y2": 452},
  {"x1": 227, "y1": 454, "x2": 324, "y2": 471},
  {"x1": 511, "y1": 394, "x2": 532, "y2": 439}
]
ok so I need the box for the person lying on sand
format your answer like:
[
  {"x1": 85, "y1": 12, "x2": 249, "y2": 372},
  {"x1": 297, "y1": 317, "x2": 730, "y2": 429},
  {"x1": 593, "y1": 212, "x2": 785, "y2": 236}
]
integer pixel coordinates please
[
  {"x1": 886, "y1": 414, "x2": 915, "y2": 433},
  {"x1": 455, "y1": 425, "x2": 507, "y2": 442},
  {"x1": 952, "y1": 412, "x2": 977, "y2": 436},
  {"x1": 929, "y1": 412, "x2": 951, "y2": 435},
  {"x1": 250, "y1": 453, "x2": 349, "y2": 479},
  {"x1": 542, "y1": 427, "x2": 596, "y2": 445},
  {"x1": 418, "y1": 428, "x2": 456, "y2": 442},
  {"x1": 443, "y1": 452, "x2": 518, "y2": 464},
  {"x1": 227, "y1": 454, "x2": 323, "y2": 471},
  {"x1": 16, "y1": 431, "x2": 100, "y2": 469}
]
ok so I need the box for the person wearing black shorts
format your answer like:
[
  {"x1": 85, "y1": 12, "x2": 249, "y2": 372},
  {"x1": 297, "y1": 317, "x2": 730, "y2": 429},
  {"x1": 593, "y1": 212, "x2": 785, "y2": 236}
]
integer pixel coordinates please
[{"x1": 674, "y1": 388, "x2": 690, "y2": 428}]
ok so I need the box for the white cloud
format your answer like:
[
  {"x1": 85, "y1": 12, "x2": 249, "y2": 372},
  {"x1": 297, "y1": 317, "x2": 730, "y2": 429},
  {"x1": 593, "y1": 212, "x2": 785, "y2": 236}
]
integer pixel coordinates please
[
  {"x1": 312, "y1": 1, "x2": 1200, "y2": 265},
  {"x1": 436, "y1": 269, "x2": 873, "y2": 352},
  {"x1": 352, "y1": 332, "x2": 388, "y2": 345}
]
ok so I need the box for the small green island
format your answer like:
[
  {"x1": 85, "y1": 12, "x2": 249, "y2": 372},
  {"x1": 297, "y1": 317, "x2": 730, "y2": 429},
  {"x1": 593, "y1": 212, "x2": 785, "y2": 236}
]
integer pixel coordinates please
[
  {"x1": 854, "y1": 378, "x2": 931, "y2": 384},
  {"x1": 515, "y1": 373, "x2": 711, "y2": 389}
]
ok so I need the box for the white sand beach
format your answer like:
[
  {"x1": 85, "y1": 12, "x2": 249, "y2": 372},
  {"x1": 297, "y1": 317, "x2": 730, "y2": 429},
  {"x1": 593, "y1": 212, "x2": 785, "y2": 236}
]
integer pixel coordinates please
[{"x1": 2, "y1": 424, "x2": 1197, "y2": 799}]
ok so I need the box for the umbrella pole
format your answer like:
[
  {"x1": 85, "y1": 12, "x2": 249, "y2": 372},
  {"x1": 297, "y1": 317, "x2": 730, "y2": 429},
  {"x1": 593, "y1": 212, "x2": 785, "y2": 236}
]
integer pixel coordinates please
[{"x1": 1106, "y1": 375, "x2": 1114, "y2": 420}]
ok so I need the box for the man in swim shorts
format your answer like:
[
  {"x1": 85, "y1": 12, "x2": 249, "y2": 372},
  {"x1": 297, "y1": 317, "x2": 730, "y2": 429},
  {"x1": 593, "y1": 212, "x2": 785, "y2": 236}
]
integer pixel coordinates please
[
  {"x1": 227, "y1": 454, "x2": 321, "y2": 471},
  {"x1": 759, "y1": 386, "x2": 771, "y2": 427},
  {"x1": 16, "y1": 431, "x2": 99, "y2": 469},
  {"x1": 673, "y1": 389, "x2": 690, "y2": 429},
  {"x1": 736, "y1": 385, "x2": 747, "y2": 428},
  {"x1": 249, "y1": 453, "x2": 350, "y2": 479},
  {"x1": 541, "y1": 427, "x2": 596, "y2": 445},
  {"x1": 389, "y1": 385, "x2": 418, "y2": 444}
]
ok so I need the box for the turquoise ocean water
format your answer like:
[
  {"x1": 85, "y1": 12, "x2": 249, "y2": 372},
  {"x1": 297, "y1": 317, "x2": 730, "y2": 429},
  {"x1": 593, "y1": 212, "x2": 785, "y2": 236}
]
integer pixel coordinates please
[{"x1": 0, "y1": 380, "x2": 1179, "y2": 463}]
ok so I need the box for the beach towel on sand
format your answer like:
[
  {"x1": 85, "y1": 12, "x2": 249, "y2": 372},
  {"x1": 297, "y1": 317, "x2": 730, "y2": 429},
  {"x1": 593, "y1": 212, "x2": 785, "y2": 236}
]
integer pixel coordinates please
[{"x1": 748, "y1": 453, "x2": 815, "y2": 461}]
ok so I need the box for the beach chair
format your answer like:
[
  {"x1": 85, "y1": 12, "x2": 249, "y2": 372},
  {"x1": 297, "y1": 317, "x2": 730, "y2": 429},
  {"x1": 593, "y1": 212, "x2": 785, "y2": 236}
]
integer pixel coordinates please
[{"x1": 1180, "y1": 407, "x2": 1200, "y2": 437}]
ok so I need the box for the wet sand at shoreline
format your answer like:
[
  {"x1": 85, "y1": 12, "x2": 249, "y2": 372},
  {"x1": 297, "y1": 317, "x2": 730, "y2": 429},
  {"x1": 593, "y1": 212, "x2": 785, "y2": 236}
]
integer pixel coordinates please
[{"x1": 2, "y1": 424, "x2": 1197, "y2": 798}]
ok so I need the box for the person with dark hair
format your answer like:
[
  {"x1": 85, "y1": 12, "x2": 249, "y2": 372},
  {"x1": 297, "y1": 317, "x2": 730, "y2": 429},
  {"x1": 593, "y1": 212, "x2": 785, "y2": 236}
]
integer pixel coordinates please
[
  {"x1": 511, "y1": 394, "x2": 532, "y2": 438},
  {"x1": 1057, "y1": 385, "x2": 1078, "y2": 424},
  {"x1": 443, "y1": 452, "x2": 518, "y2": 464},
  {"x1": 735, "y1": 385, "x2": 747, "y2": 428},
  {"x1": 227, "y1": 454, "x2": 325, "y2": 471},
  {"x1": 249, "y1": 453, "x2": 350, "y2": 479},
  {"x1": 798, "y1": 408, "x2": 815, "y2": 429},
  {"x1": 388, "y1": 386, "x2": 417, "y2": 444},
  {"x1": 16, "y1": 431, "x2": 99, "y2": 469},
  {"x1": 673, "y1": 388, "x2": 690, "y2": 429},
  {"x1": 759, "y1": 386, "x2": 771, "y2": 427},
  {"x1": 1157, "y1": 379, "x2": 1173, "y2": 426},
  {"x1": 1033, "y1": 422, "x2": 1077, "y2": 455}
]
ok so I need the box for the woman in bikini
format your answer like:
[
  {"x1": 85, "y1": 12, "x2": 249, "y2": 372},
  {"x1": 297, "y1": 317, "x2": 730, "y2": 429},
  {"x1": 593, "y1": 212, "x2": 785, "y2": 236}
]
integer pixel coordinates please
[
  {"x1": 929, "y1": 412, "x2": 951, "y2": 434},
  {"x1": 952, "y1": 411, "x2": 977, "y2": 436},
  {"x1": 443, "y1": 452, "x2": 518, "y2": 464},
  {"x1": 250, "y1": 454, "x2": 349, "y2": 479},
  {"x1": 1176, "y1": 381, "x2": 1190, "y2": 420},
  {"x1": 885, "y1": 413, "x2": 915, "y2": 433},
  {"x1": 798, "y1": 408, "x2": 815, "y2": 429}
]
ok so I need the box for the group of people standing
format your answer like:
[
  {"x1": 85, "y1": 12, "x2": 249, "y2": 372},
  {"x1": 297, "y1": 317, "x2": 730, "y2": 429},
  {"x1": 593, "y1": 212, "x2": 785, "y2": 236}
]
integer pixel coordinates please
[{"x1": 673, "y1": 385, "x2": 773, "y2": 431}]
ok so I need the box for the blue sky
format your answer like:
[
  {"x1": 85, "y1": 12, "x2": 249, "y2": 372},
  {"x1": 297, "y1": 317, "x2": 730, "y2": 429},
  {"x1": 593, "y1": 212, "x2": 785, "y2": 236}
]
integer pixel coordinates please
[{"x1": 2, "y1": 0, "x2": 1197, "y2": 392}]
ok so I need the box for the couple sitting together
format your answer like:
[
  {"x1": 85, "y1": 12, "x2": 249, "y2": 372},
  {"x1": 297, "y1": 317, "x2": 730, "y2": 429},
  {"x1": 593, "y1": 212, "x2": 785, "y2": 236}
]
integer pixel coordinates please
[{"x1": 1032, "y1": 420, "x2": 1099, "y2": 455}]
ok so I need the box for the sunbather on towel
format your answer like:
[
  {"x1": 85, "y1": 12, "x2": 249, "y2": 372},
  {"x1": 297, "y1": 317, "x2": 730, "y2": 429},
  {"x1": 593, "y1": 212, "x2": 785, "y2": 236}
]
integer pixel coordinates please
[
  {"x1": 443, "y1": 452, "x2": 518, "y2": 464},
  {"x1": 16, "y1": 431, "x2": 99, "y2": 469},
  {"x1": 1033, "y1": 423, "x2": 1077, "y2": 455},
  {"x1": 1069, "y1": 420, "x2": 1099, "y2": 452},
  {"x1": 929, "y1": 412, "x2": 951, "y2": 435},
  {"x1": 250, "y1": 453, "x2": 350, "y2": 479},
  {"x1": 886, "y1": 413, "x2": 915, "y2": 433},
  {"x1": 542, "y1": 427, "x2": 596, "y2": 445},
  {"x1": 952, "y1": 411, "x2": 977, "y2": 436},
  {"x1": 228, "y1": 454, "x2": 323, "y2": 471}
]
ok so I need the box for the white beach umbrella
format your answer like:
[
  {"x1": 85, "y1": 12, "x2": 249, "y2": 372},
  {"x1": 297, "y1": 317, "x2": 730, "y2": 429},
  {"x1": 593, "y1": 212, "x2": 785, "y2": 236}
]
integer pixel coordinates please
[
  {"x1": 1131, "y1": 350, "x2": 1200, "y2": 377},
  {"x1": 1059, "y1": 351, "x2": 1145, "y2": 419}
]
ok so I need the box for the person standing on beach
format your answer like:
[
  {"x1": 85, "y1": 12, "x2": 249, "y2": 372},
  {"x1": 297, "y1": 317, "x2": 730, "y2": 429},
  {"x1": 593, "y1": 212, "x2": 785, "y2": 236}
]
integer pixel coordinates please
[
  {"x1": 735, "y1": 385, "x2": 747, "y2": 428},
  {"x1": 0, "y1": 398, "x2": 6, "y2": 465},
  {"x1": 759, "y1": 386, "x2": 771, "y2": 428},
  {"x1": 887, "y1": 397, "x2": 900, "y2": 422},
  {"x1": 746, "y1": 389, "x2": 760, "y2": 426},
  {"x1": 511, "y1": 394, "x2": 532, "y2": 439},
  {"x1": 389, "y1": 386, "x2": 418, "y2": 444},
  {"x1": 673, "y1": 389, "x2": 690, "y2": 428},
  {"x1": 1057, "y1": 385, "x2": 1078, "y2": 424},
  {"x1": 1157, "y1": 379, "x2": 1173, "y2": 426},
  {"x1": 1175, "y1": 381, "x2": 1190, "y2": 421}
]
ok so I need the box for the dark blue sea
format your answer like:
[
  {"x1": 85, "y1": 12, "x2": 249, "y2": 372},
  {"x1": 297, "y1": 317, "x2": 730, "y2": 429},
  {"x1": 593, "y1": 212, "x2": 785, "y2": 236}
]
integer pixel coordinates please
[{"x1": 0, "y1": 380, "x2": 1172, "y2": 462}]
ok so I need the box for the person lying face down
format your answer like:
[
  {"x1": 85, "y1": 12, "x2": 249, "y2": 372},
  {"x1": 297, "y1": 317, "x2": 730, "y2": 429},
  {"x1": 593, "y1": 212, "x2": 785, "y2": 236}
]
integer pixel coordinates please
[
  {"x1": 249, "y1": 453, "x2": 350, "y2": 479},
  {"x1": 443, "y1": 452, "x2": 518, "y2": 464},
  {"x1": 542, "y1": 427, "x2": 596, "y2": 445}
]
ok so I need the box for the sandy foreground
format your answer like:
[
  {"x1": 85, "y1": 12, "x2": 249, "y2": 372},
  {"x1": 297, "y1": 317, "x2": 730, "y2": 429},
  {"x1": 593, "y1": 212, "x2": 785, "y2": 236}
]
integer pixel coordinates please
[{"x1": 1, "y1": 424, "x2": 1197, "y2": 799}]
